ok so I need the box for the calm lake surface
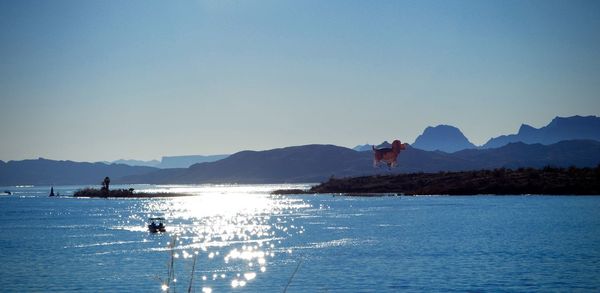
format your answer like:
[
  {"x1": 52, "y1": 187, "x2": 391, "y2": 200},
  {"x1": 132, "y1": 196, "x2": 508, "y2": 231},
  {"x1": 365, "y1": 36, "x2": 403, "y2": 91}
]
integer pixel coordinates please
[{"x1": 1, "y1": 184, "x2": 599, "y2": 292}]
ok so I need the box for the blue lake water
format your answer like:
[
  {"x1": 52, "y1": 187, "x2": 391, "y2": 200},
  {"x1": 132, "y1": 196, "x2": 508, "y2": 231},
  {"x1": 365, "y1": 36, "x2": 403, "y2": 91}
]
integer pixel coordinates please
[{"x1": 1, "y1": 184, "x2": 599, "y2": 292}]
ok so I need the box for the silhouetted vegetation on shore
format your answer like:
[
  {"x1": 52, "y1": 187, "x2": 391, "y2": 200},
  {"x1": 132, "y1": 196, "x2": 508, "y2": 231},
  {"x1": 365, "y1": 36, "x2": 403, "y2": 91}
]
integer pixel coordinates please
[
  {"x1": 73, "y1": 188, "x2": 187, "y2": 198},
  {"x1": 305, "y1": 166, "x2": 600, "y2": 195}
]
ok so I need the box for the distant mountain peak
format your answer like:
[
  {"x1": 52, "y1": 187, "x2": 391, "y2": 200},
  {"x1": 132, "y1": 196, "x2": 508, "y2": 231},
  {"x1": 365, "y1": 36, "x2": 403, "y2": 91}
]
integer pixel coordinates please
[
  {"x1": 352, "y1": 144, "x2": 372, "y2": 152},
  {"x1": 412, "y1": 125, "x2": 476, "y2": 153},
  {"x1": 377, "y1": 141, "x2": 392, "y2": 148},
  {"x1": 483, "y1": 115, "x2": 600, "y2": 149},
  {"x1": 517, "y1": 124, "x2": 536, "y2": 135},
  {"x1": 550, "y1": 114, "x2": 592, "y2": 124}
]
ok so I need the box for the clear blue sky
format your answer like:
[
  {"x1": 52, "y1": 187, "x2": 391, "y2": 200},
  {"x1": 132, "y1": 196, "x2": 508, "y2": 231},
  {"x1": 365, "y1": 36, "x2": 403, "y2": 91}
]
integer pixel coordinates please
[{"x1": 1, "y1": 0, "x2": 599, "y2": 162}]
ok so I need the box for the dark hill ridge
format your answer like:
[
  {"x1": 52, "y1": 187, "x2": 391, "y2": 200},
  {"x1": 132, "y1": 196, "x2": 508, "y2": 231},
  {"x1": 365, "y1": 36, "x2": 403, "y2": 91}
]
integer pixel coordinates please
[
  {"x1": 483, "y1": 115, "x2": 600, "y2": 148},
  {"x1": 0, "y1": 158, "x2": 158, "y2": 186},
  {"x1": 186, "y1": 144, "x2": 370, "y2": 183},
  {"x1": 122, "y1": 144, "x2": 373, "y2": 184},
  {"x1": 120, "y1": 140, "x2": 600, "y2": 184},
  {"x1": 411, "y1": 125, "x2": 476, "y2": 153}
]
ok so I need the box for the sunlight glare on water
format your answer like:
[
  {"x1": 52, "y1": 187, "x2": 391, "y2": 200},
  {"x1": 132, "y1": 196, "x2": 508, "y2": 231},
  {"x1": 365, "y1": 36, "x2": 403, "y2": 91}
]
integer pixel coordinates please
[{"x1": 131, "y1": 184, "x2": 311, "y2": 291}]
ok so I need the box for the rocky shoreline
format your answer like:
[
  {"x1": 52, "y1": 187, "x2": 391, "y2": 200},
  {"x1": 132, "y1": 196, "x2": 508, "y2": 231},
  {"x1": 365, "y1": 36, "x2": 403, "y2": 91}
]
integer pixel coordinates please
[{"x1": 273, "y1": 166, "x2": 600, "y2": 196}]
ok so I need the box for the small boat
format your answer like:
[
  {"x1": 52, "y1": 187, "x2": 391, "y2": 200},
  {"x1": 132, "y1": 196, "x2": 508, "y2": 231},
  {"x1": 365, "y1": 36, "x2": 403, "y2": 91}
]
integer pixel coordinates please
[
  {"x1": 148, "y1": 217, "x2": 166, "y2": 233},
  {"x1": 2, "y1": 190, "x2": 11, "y2": 195}
]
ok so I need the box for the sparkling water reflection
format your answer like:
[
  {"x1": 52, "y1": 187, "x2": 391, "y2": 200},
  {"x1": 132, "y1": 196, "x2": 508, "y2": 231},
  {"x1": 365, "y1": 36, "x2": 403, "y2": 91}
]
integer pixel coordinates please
[
  {"x1": 126, "y1": 185, "x2": 310, "y2": 292},
  {"x1": 1, "y1": 185, "x2": 600, "y2": 292}
]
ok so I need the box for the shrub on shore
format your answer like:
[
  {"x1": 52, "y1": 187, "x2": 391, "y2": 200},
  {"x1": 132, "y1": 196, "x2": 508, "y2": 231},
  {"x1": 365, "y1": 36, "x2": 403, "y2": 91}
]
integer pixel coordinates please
[
  {"x1": 74, "y1": 188, "x2": 135, "y2": 197},
  {"x1": 73, "y1": 187, "x2": 188, "y2": 198}
]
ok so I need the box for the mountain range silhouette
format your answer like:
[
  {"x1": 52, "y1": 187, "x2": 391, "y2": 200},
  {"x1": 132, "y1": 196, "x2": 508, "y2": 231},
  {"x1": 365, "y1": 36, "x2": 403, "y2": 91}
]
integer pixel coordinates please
[
  {"x1": 1, "y1": 116, "x2": 599, "y2": 185},
  {"x1": 356, "y1": 115, "x2": 600, "y2": 153}
]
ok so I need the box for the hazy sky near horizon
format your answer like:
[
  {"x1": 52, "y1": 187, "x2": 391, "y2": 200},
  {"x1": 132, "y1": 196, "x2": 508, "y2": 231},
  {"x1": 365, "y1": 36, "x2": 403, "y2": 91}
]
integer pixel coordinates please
[{"x1": 1, "y1": 0, "x2": 599, "y2": 162}]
